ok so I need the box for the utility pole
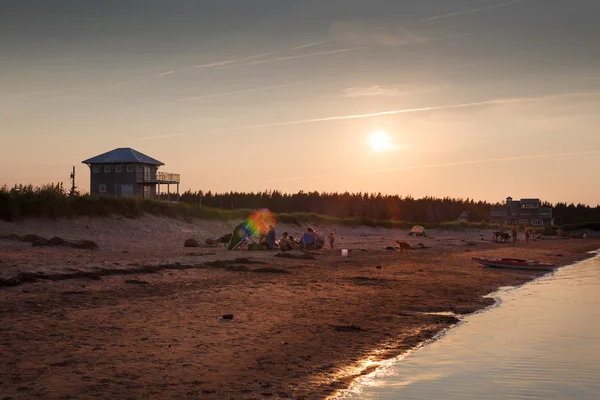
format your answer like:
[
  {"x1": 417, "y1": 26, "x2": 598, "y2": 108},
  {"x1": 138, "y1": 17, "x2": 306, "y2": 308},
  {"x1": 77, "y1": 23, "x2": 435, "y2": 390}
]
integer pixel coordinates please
[{"x1": 69, "y1": 166, "x2": 76, "y2": 197}]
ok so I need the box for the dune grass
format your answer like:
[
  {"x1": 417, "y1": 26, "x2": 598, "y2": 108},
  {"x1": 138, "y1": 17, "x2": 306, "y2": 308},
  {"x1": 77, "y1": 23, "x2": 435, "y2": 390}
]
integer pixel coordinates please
[{"x1": 8, "y1": 184, "x2": 590, "y2": 232}]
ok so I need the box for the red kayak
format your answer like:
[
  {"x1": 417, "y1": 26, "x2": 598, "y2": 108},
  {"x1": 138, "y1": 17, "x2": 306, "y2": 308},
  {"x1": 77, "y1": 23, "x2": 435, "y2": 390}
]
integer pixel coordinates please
[{"x1": 473, "y1": 257, "x2": 557, "y2": 271}]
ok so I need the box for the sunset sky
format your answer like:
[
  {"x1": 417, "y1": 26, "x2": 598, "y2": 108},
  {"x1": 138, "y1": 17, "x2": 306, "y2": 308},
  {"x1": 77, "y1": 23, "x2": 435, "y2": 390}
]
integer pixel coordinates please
[{"x1": 2, "y1": 0, "x2": 599, "y2": 205}]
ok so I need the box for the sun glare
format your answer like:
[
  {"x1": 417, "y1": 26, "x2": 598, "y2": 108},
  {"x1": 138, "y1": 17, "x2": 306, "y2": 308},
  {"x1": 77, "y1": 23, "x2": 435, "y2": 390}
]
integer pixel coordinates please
[{"x1": 369, "y1": 131, "x2": 391, "y2": 151}]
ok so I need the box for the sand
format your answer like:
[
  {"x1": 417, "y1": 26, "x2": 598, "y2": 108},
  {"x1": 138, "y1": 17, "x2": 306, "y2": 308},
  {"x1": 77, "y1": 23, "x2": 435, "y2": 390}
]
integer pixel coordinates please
[{"x1": 1, "y1": 216, "x2": 599, "y2": 399}]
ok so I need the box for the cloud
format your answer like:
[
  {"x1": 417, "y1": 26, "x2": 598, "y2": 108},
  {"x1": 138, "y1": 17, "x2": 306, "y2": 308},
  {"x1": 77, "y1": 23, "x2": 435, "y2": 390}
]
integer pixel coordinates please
[
  {"x1": 342, "y1": 85, "x2": 402, "y2": 98},
  {"x1": 341, "y1": 82, "x2": 451, "y2": 98},
  {"x1": 421, "y1": 0, "x2": 526, "y2": 22},
  {"x1": 329, "y1": 20, "x2": 424, "y2": 47},
  {"x1": 216, "y1": 47, "x2": 362, "y2": 70},
  {"x1": 207, "y1": 91, "x2": 600, "y2": 134},
  {"x1": 178, "y1": 80, "x2": 318, "y2": 102},
  {"x1": 137, "y1": 132, "x2": 186, "y2": 141}
]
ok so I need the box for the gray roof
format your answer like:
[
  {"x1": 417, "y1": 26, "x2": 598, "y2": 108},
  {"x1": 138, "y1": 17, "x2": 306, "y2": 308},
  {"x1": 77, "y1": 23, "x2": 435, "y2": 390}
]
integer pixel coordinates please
[{"x1": 82, "y1": 148, "x2": 164, "y2": 166}]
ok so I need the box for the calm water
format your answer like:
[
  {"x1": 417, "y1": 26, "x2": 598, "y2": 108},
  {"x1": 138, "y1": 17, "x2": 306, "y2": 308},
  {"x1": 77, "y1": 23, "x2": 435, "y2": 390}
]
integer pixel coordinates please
[{"x1": 340, "y1": 253, "x2": 600, "y2": 400}]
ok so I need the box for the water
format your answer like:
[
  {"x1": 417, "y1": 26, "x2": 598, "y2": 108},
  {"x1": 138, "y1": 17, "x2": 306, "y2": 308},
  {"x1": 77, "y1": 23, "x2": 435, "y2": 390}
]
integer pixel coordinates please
[{"x1": 340, "y1": 253, "x2": 600, "y2": 400}]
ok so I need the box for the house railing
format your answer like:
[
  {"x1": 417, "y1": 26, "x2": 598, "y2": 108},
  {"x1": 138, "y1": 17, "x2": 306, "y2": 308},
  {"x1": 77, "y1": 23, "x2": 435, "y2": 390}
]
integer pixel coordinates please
[
  {"x1": 137, "y1": 172, "x2": 180, "y2": 183},
  {"x1": 157, "y1": 172, "x2": 180, "y2": 183}
]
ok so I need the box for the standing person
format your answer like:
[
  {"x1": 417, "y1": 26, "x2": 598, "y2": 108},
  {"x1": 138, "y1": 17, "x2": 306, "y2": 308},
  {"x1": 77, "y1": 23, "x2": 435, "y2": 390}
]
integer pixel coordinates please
[
  {"x1": 524, "y1": 224, "x2": 530, "y2": 244},
  {"x1": 328, "y1": 232, "x2": 335, "y2": 250},
  {"x1": 266, "y1": 225, "x2": 276, "y2": 250},
  {"x1": 511, "y1": 224, "x2": 518, "y2": 243}
]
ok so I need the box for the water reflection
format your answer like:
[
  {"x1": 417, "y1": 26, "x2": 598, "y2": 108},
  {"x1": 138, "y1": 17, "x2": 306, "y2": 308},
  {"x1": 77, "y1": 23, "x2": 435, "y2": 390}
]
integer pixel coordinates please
[{"x1": 339, "y1": 254, "x2": 600, "y2": 400}]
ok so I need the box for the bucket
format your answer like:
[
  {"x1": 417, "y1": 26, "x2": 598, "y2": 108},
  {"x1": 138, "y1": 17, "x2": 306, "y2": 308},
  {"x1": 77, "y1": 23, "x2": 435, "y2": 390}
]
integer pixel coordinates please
[{"x1": 341, "y1": 249, "x2": 349, "y2": 257}]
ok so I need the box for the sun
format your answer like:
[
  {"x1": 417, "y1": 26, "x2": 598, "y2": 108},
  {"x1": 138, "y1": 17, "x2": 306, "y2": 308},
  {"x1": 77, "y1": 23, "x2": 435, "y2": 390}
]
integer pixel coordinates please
[{"x1": 369, "y1": 131, "x2": 391, "y2": 151}]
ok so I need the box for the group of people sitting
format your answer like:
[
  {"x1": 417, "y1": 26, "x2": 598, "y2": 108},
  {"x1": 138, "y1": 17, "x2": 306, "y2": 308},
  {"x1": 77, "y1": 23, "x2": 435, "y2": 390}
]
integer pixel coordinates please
[
  {"x1": 278, "y1": 227, "x2": 335, "y2": 251},
  {"x1": 255, "y1": 226, "x2": 334, "y2": 251},
  {"x1": 228, "y1": 213, "x2": 336, "y2": 251}
]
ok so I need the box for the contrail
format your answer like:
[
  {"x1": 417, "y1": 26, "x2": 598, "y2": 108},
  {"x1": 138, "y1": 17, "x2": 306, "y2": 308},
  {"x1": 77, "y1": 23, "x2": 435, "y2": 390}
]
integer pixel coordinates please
[
  {"x1": 208, "y1": 91, "x2": 600, "y2": 133},
  {"x1": 217, "y1": 47, "x2": 363, "y2": 70},
  {"x1": 273, "y1": 150, "x2": 600, "y2": 182},
  {"x1": 178, "y1": 79, "x2": 318, "y2": 102},
  {"x1": 185, "y1": 52, "x2": 274, "y2": 71},
  {"x1": 421, "y1": 0, "x2": 526, "y2": 22},
  {"x1": 106, "y1": 52, "x2": 276, "y2": 89},
  {"x1": 292, "y1": 40, "x2": 331, "y2": 50}
]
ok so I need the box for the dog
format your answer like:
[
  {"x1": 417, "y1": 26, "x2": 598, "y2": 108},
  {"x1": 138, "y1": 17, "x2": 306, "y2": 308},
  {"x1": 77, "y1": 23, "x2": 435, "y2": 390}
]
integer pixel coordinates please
[
  {"x1": 395, "y1": 240, "x2": 411, "y2": 253},
  {"x1": 492, "y1": 232, "x2": 511, "y2": 243}
]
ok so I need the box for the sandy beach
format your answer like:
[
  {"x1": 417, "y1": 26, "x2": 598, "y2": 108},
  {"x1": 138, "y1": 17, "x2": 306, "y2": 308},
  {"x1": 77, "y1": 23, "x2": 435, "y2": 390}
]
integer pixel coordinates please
[{"x1": 1, "y1": 216, "x2": 599, "y2": 400}]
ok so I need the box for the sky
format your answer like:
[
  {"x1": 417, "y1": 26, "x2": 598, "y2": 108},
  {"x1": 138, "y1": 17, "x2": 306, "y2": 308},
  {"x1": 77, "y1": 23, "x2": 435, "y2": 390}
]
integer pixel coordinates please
[{"x1": 1, "y1": 0, "x2": 600, "y2": 205}]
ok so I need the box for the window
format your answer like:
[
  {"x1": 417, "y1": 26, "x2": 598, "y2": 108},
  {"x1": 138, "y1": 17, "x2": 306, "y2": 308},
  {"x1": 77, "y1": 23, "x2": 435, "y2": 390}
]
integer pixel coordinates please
[
  {"x1": 127, "y1": 165, "x2": 134, "y2": 173},
  {"x1": 518, "y1": 219, "x2": 529, "y2": 224},
  {"x1": 99, "y1": 184, "x2": 107, "y2": 193},
  {"x1": 92, "y1": 165, "x2": 100, "y2": 173},
  {"x1": 122, "y1": 184, "x2": 134, "y2": 197},
  {"x1": 531, "y1": 219, "x2": 543, "y2": 226},
  {"x1": 104, "y1": 165, "x2": 111, "y2": 173},
  {"x1": 115, "y1": 165, "x2": 122, "y2": 173}
]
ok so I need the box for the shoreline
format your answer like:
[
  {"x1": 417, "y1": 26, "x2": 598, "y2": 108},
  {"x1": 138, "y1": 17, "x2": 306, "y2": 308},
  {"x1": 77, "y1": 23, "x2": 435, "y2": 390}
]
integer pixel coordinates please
[
  {"x1": 330, "y1": 249, "x2": 600, "y2": 399},
  {"x1": 1, "y1": 217, "x2": 600, "y2": 399}
]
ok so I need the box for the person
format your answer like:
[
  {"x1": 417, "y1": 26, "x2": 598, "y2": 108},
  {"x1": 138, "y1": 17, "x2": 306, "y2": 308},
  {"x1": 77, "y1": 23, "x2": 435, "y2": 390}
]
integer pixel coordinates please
[
  {"x1": 266, "y1": 224, "x2": 276, "y2": 250},
  {"x1": 228, "y1": 221, "x2": 248, "y2": 250},
  {"x1": 301, "y1": 227, "x2": 317, "y2": 250},
  {"x1": 257, "y1": 214, "x2": 268, "y2": 242},
  {"x1": 557, "y1": 226, "x2": 564, "y2": 240},
  {"x1": 524, "y1": 224, "x2": 530, "y2": 244},
  {"x1": 511, "y1": 224, "x2": 518, "y2": 243},
  {"x1": 279, "y1": 232, "x2": 296, "y2": 251},
  {"x1": 289, "y1": 235, "x2": 297, "y2": 248},
  {"x1": 328, "y1": 232, "x2": 335, "y2": 250}
]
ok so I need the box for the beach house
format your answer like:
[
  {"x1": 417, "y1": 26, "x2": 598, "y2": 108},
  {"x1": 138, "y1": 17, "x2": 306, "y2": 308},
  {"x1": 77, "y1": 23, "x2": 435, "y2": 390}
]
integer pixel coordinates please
[
  {"x1": 490, "y1": 197, "x2": 554, "y2": 226},
  {"x1": 82, "y1": 148, "x2": 180, "y2": 199}
]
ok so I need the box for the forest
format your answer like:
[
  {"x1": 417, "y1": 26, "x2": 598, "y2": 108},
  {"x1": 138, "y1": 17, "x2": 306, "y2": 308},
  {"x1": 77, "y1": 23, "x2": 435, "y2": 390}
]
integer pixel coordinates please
[{"x1": 2, "y1": 184, "x2": 599, "y2": 227}]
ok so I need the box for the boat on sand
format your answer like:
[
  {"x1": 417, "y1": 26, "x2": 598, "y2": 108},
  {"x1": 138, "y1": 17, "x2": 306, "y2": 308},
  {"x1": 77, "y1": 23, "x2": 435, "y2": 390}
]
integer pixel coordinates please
[{"x1": 473, "y1": 257, "x2": 557, "y2": 271}]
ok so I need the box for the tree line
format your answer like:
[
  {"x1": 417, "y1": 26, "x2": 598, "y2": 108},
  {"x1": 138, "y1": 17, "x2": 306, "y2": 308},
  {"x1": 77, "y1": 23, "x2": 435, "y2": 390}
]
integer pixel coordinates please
[
  {"x1": 2, "y1": 184, "x2": 599, "y2": 226},
  {"x1": 163, "y1": 190, "x2": 600, "y2": 225}
]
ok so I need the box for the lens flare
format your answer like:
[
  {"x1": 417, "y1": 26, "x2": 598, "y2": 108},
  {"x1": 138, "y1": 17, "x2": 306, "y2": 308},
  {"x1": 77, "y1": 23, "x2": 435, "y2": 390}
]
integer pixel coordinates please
[{"x1": 242, "y1": 209, "x2": 276, "y2": 236}]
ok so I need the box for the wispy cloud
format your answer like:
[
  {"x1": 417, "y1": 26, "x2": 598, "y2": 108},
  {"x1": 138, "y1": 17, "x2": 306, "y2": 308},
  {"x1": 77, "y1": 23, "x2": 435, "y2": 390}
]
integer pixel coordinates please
[
  {"x1": 207, "y1": 91, "x2": 600, "y2": 133},
  {"x1": 342, "y1": 85, "x2": 402, "y2": 98},
  {"x1": 343, "y1": 82, "x2": 451, "y2": 98},
  {"x1": 178, "y1": 80, "x2": 318, "y2": 102},
  {"x1": 217, "y1": 48, "x2": 362, "y2": 70},
  {"x1": 273, "y1": 150, "x2": 600, "y2": 182},
  {"x1": 330, "y1": 20, "x2": 423, "y2": 47},
  {"x1": 421, "y1": 0, "x2": 526, "y2": 22},
  {"x1": 137, "y1": 132, "x2": 186, "y2": 141}
]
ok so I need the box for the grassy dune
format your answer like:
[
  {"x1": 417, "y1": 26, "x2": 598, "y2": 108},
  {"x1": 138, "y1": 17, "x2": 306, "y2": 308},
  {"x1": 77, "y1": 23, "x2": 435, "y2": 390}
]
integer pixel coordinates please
[{"x1": 3, "y1": 184, "x2": 598, "y2": 234}]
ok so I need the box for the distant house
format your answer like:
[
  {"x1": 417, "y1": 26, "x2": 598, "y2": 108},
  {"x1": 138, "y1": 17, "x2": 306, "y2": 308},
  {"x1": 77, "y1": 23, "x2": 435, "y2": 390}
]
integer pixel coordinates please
[
  {"x1": 82, "y1": 148, "x2": 180, "y2": 199},
  {"x1": 490, "y1": 197, "x2": 554, "y2": 227}
]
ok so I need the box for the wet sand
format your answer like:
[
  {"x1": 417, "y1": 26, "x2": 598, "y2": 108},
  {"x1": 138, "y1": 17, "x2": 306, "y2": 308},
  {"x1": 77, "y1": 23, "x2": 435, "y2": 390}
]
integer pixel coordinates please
[{"x1": 1, "y1": 216, "x2": 599, "y2": 399}]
